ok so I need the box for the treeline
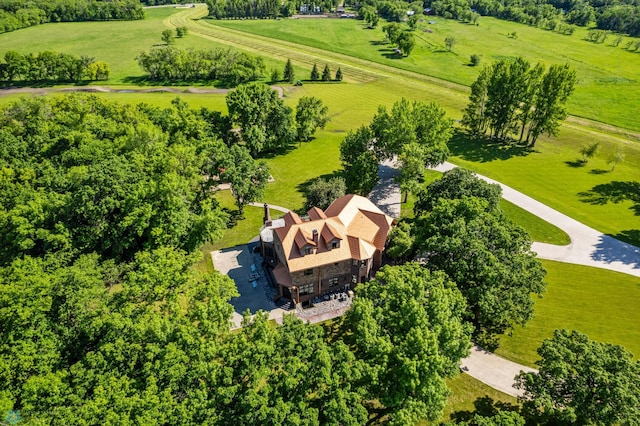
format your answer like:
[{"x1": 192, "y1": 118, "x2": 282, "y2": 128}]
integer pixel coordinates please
[
  {"x1": 0, "y1": 0, "x2": 144, "y2": 34},
  {"x1": 137, "y1": 47, "x2": 265, "y2": 85},
  {"x1": 462, "y1": 58, "x2": 577, "y2": 146},
  {"x1": 0, "y1": 51, "x2": 110, "y2": 82},
  {"x1": 425, "y1": 0, "x2": 640, "y2": 36},
  {"x1": 205, "y1": 0, "x2": 334, "y2": 19}
]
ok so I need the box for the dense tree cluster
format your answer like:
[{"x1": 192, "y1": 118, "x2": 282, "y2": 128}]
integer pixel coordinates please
[
  {"x1": 226, "y1": 83, "x2": 330, "y2": 157},
  {"x1": 0, "y1": 0, "x2": 143, "y2": 34},
  {"x1": 137, "y1": 47, "x2": 265, "y2": 85},
  {"x1": 425, "y1": 0, "x2": 640, "y2": 36},
  {"x1": 383, "y1": 22, "x2": 416, "y2": 55},
  {"x1": 392, "y1": 168, "x2": 547, "y2": 345},
  {"x1": 304, "y1": 176, "x2": 347, "y2": 210},
  {"x1": 0, "y1": 50, "x2": 109, "y2": 83},
  {"x1": 205, "y1": 0, "x2": 335, "y2": 19},
  {"x1": 462, "y1": 58, "x2": 576, "y2": 146},
  {"x1": 340, "y1": 97, "x2": 453, "y2": 196},
  {"x1": 516, "y1": 330, "x2": 640, "y2": 425}
]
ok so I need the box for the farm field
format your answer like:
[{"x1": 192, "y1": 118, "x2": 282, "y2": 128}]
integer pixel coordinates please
[{"x1": 209, "y1": 14, "x2": 640, "y2": 132}]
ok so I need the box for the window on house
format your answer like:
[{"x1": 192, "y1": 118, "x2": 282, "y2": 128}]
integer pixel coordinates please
[
  {"x1": 304, "y1": 247, "x2": 313, "y2": 255},
  {"x1": 329, "y1": 277, "x2": 339, "y2": 286},
  {"x1": 304, "y1": 269, "x2": 313, "y2": 276},
  {"x1": 331, "y1": 241, "x2": 339, "y2": 249},
  {"x1": 360, "y1": 260, "x2": 367, "y2": 267},
  {"x1": 352, "y1": 260, "x2": 359, "y2": 266},
  {"x1": 299, "y1": 283, "x2": 314, "y2": 295}
]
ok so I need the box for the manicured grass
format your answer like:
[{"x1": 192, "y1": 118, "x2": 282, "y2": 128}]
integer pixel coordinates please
[
  {"x1": 210, "y1": 15, "x2": 640, "y2": 131},
  {"x1": 437, "y1": 373, "x2": 519, "y2": 425},
  {"x1": 500, "y1": 199, "x2": 570, "y2": 245},
  {"x1": 496, "y1": 260, "x2": 640, "y2": 367}
]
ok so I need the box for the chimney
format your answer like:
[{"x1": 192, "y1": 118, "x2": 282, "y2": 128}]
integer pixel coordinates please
[
  {"x1": 263, "y1": 203, "x2": 271, "y2": 224},
  {"x1": 312, "y1": 229, "x2": 318, "y2": 244}
]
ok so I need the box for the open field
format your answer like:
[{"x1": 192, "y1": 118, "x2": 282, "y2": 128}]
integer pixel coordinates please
[
  {"x1": 496, "y1": 259, "x2": 640, "y2": 366},
  {"x1": 210, "y1": 15, "x2": 640, "y2": 132}
]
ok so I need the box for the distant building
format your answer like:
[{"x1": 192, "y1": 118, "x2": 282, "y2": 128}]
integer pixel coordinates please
[{"x1": 260, "y1": 195, "x2": 393, "y2": 306}]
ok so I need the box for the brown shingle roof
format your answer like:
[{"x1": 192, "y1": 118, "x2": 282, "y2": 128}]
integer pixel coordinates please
[
  {"x1": 307, "y1": 206, "x2": 327, "y2": 220},
  {"x1": 283, "y1": 211, "x2": 302, "y2": 225}
]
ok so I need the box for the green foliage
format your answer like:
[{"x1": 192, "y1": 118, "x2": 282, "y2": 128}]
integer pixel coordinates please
[
  {"x1": 335, "y1": 66, "x2": 343, "y2": 81},
  {"x1": 310, "y1": 62, "x2": 320, "y2": 81},
  {"x1": 176, "y1": 25, "x2": 188, "y2": 37},
  {"x1": 0, "y1": 0, "x2": 143, "y2": 35},
  {"x1": 322, "y1": 63, "x2": 331, "y2": 81},
  {"x1": 303, "y1": 176, "x2": 346, "y2": 211},
  {"x1": 221, "y1": 145, "x2": 270, "y2": 214},
  {"x1": 0, "y1": 95, "x2": 230, "y2": 264},
  {"x1": 445, "y1": 36, "x2": 456, "y2": 51},
  {"x1": 607, "y1": 145, "x2": 625, "y2": 171},
  {"x1": 270, "y1": 67, "x2": 281, "y2": 82},
  {"x1": 342, "y1": 264, "x2": 473, "y2": 424},
  {"x1": 463, "y1": 58, "x2": 576, "y2": 145},
  {"x1": 295, "y1": 96, "x2": 330, "y2": 141},
  {"x1": 0, "y1": 50, "x2": 109, "y2": 83},
  {"x1": 339, "y1": 126, "x2": 379, "y2": 195},
  {"x1": 161, "y1": 28, "x2": 175, "y2": 45},
  {"x1": 578, "y1": 142, "x2": 599, "y2": 163},
  {"x1": 283, "y1": 58, "x2": 295, "y2": 83},
  {"x1": 225, "y1": 82, "x2": 295, "y2": 156},
  {"x1": 516, "y1": 330, "x2": 640, "y2": 425},
  {"x1": 386, "y1": 221, "x2": 415, "y2": 261},
  {"x1": 412, "y1": 176, "x2": 547, "y2": 344},
  {"x1": 415, "y1": 167, "x2": 502, "y2": 215},
  {"x1": 137, "y1": 47, "x2": 265, "y2": 85},
  {"x1": 470, "y1": 54, "x2": 481, "y2": 66}
]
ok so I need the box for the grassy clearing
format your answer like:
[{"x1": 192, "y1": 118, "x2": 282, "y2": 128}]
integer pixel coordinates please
[
  {"x1": 210, "y1": 16, "x2": 640, "y2": 132},
  {"x1": 500, "y1": 200, "x2": 570, "y2": 245},
  {"x1": 496, "y1": 260, "x2": 640, "y2": 366}
]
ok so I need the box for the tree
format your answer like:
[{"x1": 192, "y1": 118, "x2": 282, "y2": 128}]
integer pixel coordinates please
[
  {"x1": 161, "y1": 29, "x2": 175, "y2": 45},
  {"x1": 295, "y1": 96, "x2": 330, "y2": 141},
  {"x1": 339, "y1": 126, "x2": 379, "y2": 195},
  {"x1": 322, "y1": 64, "x2": 331, "y2": 81},
  {"x1": 226, "y1": 82, "x2": 296, "y2": 156},
  {"x1": 310, "y1": 63, "x2": 320, "y2": 81},
  {"x1": 607, "y1": 145, "x2": 625, "y2": 171},
  {"x1": 304, "y1": 176, "x2": 346, "y2": 210},
  {"x1": 579, "y1": 142, "x2": 599, "y2": 163},
  {"x1": 386, "y1": 221, "x2": 415, "y2": 261},
  {"x1": 283, "y1": 58, "x2": 295, "y2": 83},
  {"x1": 516, "y1": 330, "x2": 640, "y2": 425},
  {"x1": 470, "y1": 54, "x2": 481, "y2": 66},
  {"x1": 414, "y1": 167, "x2": 501, "y2": 215},
  {"x1": 221, "y1": 145, "x2": 270, "y2": 215},
  {"x1": 341, "y1": 264, "x2": 472, "y2": 424},
  {"x1": 445, "y1": 36, "x2": 456, "y2": 51},
  {"x1": 270, "y1": 67, "x2": 280, "y2": 82},
  {"x1": 382, "y1": 23, "x2": 402, "y2": 44},
  {"x1": 335, "y1": 66, "x2": 343, "y2": 81},
  {"x1": 415, "y1": 196, "x2": 546, "y2": 345},
  {"x1": 176, "y1": 26, "x2": 188, "y2": 37},
  {"x1": 397, "y1": 31, "x2": 416, "y2": 56},
  {"x1": 408, "y1": 14, "x2": 419, "y2": 30},
  {"x1": 526, "y1": 63, "x2": 577, "y2": 146}
]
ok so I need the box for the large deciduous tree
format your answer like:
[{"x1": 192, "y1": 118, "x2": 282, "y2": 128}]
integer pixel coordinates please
[
  {"x1": 339, "y1": 126, "x2": 380, "y2": 195},
  {"x1": 416, "y1": 195, "x2": 546, "y2": 345},
  {"x1": 304, "y1": 176, "x2": 346, "y2": 211},
  {"x1": 462, "y1": 58, "x2": 576, "y2": 145},
  {"x1": 221, "y1": 145, "x2": 270, "y2": 215},
  {"x1": 295, "y1": 96, "x2": 330, "y2": 141},
  {"x1": 516, "y1": 330, "x2": 640, "y2": 425},
  {"x1": 226, "y1": 82, "x2": 295, "y2": 156},
  {"x1": 341, "y1": 264, "x2": 472, "y2": 424}
]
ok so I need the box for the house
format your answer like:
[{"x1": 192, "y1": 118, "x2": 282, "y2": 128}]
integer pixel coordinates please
[{"x1": 260, "y1": 194, "x2": 393, "y2": 306}]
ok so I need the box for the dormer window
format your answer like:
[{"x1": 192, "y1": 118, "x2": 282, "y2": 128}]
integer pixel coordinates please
[
  {"x1": 304, "y1": 246, "x2": 313, "y2": 255},
  {"x1": 331, "y1": 241, "x2": 339, "y2": 249}
]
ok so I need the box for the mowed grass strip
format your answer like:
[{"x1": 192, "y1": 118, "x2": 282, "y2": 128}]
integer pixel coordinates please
[
  {"x1": 496, "y1": 259, "x2": 640, "y2": 366},
  {"x1": 211, "y1": 15, "x2": 640, "y2": 132}
]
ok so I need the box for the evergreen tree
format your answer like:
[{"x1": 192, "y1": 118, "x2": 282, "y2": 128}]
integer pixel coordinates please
[
  {"x1": 283, "y1": 58, "x2": 295, "y2": 83},
  {"x1": 322, "y1": 64, "x2": 331, "y2": 81},
  {"x1": 335, "y1": 67, "x2": 343, "y2": 81},
  {"x1": 310, "y1": 63, "x2": 319, "y2": 81}
]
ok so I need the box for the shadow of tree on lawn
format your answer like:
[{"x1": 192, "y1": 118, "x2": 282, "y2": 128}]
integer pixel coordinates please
[
  {"x1": 448, "y1": 130, "x2": 536, "y2": 163},
  {"x1": 449, "y1": 395, "x2": 520, "y2": 424}
]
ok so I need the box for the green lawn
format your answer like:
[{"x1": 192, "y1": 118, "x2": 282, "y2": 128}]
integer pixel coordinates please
[
  {"x1": 496, "y1": 260, "x2": 640, "y2": 366},
  {"x1": 209, "y1": 15, "x2": 640, "y2": 132},
  {"x1": 500, "y1": 199, "x2": 570, "y2": 245}
]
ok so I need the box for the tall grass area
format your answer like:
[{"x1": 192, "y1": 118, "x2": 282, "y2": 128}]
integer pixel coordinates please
[{"x1": 496, "y1": 260, "x2": 640, "y2": 366}]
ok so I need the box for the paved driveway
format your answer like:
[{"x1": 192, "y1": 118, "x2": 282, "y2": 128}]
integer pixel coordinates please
[{"x1": 211, "y1": 245, "x2": 278, "y2": 327}]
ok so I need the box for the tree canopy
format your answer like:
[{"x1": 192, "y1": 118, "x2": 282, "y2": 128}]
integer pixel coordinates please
[
  {"x1": 226, "y1": 82, "x2": 296, "y2": 156},
  {"x1": 516, "y1": 330, "x2": 640, "y2": 425},
  {"x1": 295, "y1": 96, "x2": 330, "y2": 141}
]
